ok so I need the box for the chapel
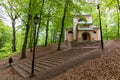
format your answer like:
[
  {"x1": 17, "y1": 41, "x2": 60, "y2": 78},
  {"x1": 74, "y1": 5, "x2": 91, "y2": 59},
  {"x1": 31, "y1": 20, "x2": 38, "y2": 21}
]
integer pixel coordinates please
[{"x1": 64, "y1": 14, "x2": 100, "y2": 43}]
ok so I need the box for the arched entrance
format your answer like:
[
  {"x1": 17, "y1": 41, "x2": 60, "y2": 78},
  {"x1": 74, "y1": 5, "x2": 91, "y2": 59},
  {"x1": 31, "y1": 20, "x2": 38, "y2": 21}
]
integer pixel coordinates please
[{"x1": 82, "y1": 32, "x2": 91, "y2": 41}]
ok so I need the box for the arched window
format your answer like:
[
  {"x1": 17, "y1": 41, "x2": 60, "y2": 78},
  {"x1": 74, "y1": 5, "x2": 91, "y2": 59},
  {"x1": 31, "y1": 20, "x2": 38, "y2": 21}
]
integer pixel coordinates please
[
  {"x1": 94, "y1": 31, "x2": 96, "y2": 34},
  {"x1": 78, "y1": 18, "x2": 83, "y2": 22},
  {"x1": 78, "y1": 17, "x2": 87, "y2": 22}
]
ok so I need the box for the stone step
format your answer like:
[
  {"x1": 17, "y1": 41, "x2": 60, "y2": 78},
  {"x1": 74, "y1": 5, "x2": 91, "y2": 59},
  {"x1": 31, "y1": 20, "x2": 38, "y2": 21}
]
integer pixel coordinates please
[
  {"x1": 27, "y1": 57, "x2": 69, "y2": 71},
  {"x1": 38, "y1": 60, "x2": 62, "y2": 65},
  {"x1": 27, "y1": 63, "x2": 44, "y2": 72},
  {"x1": 35, "y1": 61, "x2": 54, "y2": 67},
  {"x1": 41, "y1": 56, "x2": 64, "y2": 60},
  {"x1": 51, "y1": 54, "x2": 72, "y2": 58},
  {"x1": 38, "y1": 51, "x2": 75, "y2": 60},
  {"x1": 42, "y1": 58, "x2": 68, "y2": 64},
  {"x1": 27, "y1": 62, "x2": 48, "y2": 71},
  {"x1": 23, "y1": 63, "x2": 44, "y2": 72},
  {"x1": 39, "y1": 53, "x2": 57, "y2": 60},
  {"x1": 35, "y1": 63, "x2": 50, "y2": 70},
  {"x1": 13, "y1": 65, "x2": 29, "y2": 78},
  {"x1": 41, "y1": 57, "x2": 70, "y2": 63},
  {"x1": 59, "y1": 52, "x2": 83, "y2": 55},
  {"x1": 39, "y1": 56, "x2": 69, "y2": 62},
  {"x1": 17, "y1": 64, "x2": 36, "y2": 74},
  {"x1": 75, "y1": 41, "x2": 101, "y2": 47},
  {"x1": 66, "y1": 51, "x2": 88, "y2": 54},
  {"x1": 67, "y1": 49, "x2": 94, "y2": 53},
  {"x1": 55, "y1": 54, "x2": 75, "y2": 58},
  {"x1": 39, "y1": 60, "x2": 60, "y2": 65}
]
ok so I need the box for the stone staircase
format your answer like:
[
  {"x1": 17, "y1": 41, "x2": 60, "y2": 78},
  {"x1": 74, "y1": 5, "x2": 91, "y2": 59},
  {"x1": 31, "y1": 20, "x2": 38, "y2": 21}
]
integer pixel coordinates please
[
  {"x1": 12, "y1": 42, "x2": 101, "y2": 79},
  {"x1": 72, "y1": 41, "x2": 101, "y2": 47}
]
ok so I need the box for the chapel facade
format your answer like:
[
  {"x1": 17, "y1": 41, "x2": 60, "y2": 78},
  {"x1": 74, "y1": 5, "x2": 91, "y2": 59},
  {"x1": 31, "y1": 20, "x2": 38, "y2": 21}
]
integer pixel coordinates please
[{"x1": 64, "y1": 14, "x2": 101, "y2": 43}]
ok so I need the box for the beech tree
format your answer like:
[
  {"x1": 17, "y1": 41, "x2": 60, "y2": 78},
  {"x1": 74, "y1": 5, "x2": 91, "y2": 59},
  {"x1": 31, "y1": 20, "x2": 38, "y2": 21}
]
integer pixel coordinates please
[
  {"x1": 116, "y1": 0, "x2": 120, "y2": 37},
  {"x1": 2, "y1": 0, "x2": 19, "y2": 52},
  {"x1": 57, "y1": 0, "x2": 70, "y2": 50},
  {"x1": 45, "y1": 3, "x2": 51, "y2": 46},
  {"x1": 21, "y1": 0, "x2": 32, "y2": 59},
  {"x1": 36, "y1": 0, "x2": 45, "y2": 45}
]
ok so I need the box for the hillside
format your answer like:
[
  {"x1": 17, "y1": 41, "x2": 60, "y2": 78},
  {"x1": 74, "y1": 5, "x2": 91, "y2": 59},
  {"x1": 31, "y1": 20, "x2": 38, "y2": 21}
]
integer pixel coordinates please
[{"x1": 0, "y1": 40, "x2": 120, "y2": 80}]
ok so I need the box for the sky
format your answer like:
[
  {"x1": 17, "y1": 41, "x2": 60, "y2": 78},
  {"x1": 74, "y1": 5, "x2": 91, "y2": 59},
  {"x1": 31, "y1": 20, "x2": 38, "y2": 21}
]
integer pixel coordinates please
[
  {"x1": 86, "y1": 0, "x2": 99, "y2": 4},
  {"x1": 0, "y1": 2, "x2": 21, "y2": 27},
  {"x1": 0, "y1": 6, "x2": 11, "y2": 26}
]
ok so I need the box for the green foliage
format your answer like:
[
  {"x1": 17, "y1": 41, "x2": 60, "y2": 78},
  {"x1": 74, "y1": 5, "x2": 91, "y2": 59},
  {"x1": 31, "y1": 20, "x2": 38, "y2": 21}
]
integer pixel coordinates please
[
  {"x1": 0, "y1": 0, "x2": 120, "y2": 59},
  {"x1": 0, "y1": 20, "x2": 12, "y2": 48},
  {"x1": 0, "y1": 20, "x2": 13, "y2": 59}
]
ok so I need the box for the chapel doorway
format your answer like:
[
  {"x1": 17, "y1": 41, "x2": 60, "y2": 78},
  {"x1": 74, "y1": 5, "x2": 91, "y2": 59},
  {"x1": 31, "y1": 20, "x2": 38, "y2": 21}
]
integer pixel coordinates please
[{"x1": 82, "y1": 32, "x2": 90, "y2": 41}]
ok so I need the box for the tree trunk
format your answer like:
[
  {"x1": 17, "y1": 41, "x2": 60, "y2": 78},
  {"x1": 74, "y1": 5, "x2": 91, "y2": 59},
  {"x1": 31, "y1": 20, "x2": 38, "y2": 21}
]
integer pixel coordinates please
[
  {"x1": 106, "y1": 25, "x2": 108, "y2": 40},
  {"x1": 21, "y1": 24, "x2": 30, "y2": 59},
  {"x1": 12, "y1": 19, "x2": 16, "y2": 52},
  {"x1": 29, "y1": 26, "x2": 33, "y2": 52},
  {"x1": 7, "y1": 0, "x2": 17, "y2": 52},
  {"x1": 117, "y1": 12, "x2": 119, "y2": 37},
  {"x1": 45, "y1": 7, "x2": 51, "y2": 46},
  {"x1": 116, "y1": 0, "x2": 120, "y2": 37},
  {"x1": 20, "y1": 0, "x2": 32, "y2": 59},
  {"x1": 57, "y1": 0, "x2": 69, "y2": 50},
  {"x1": 36, "y1": 0, "x2": 45, "y2": 45}
]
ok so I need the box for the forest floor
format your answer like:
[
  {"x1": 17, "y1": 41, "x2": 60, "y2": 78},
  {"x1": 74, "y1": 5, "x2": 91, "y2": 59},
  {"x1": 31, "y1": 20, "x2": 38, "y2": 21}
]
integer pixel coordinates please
[
  {"x1": 0, "y1": 40, "x2": 120, "y2": 80},
  {"x1": 50, "y1": 40, "x2": 120, "y2": 80}
]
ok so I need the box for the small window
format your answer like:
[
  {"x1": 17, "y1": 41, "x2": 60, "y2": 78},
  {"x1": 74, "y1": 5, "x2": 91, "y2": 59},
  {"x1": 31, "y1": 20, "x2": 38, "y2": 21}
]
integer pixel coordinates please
[{"x1": 68, "y1": 31, "x2": 73, "y2": 33}]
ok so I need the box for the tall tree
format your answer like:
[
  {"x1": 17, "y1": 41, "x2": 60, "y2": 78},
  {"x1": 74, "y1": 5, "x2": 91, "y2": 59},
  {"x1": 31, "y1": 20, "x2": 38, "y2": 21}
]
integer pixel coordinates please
[
  {"x1": 20, "y1": 0, "x2": 32, "y2": 59},
  {"x1": 8, "y1": 1, "x2": 17, "y2": 52},
  {"x1": 57, "y1": 0, "x2": 69, "y2": 50},
  {"x1": 106, "y1": 25, "x2": 108, "y2": 40},
  {"x1": 116, "y1": 0, "x2": 120, "y2": 37},
  {"x1": 28, "y1": 26, "x2": 33, "y2": 52},
  {"x1": 45, "y1": 7, "x2": 51, "y2": 46},
  {"x1": 2, "y1": 0, "x2": 18, "y2": 52},
  {"x1": 36, "y1": 0, "x2": 45, "y2": 45}
]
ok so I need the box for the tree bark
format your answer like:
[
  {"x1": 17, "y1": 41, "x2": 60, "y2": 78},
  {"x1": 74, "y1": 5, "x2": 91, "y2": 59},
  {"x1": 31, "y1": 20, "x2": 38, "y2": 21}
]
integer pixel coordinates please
[
  {"x1": 57, "y1": 0, "x2": 69, "y2": 50},
  {"x1": 12, "y1": 19, "x2": 16, "y2": 52},
  {"x1": 21, "y1": 24, "x2": 30, "y2": 59},
  {"x1": 45, "y1": 7, "x2": 51, "y2": 46}
]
